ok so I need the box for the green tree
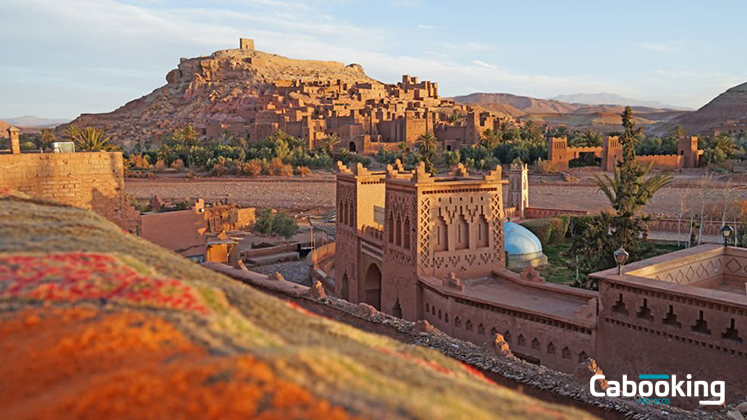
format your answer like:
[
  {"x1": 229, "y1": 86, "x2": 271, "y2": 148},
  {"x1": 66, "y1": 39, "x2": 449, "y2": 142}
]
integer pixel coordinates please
[
  {"x1": 668, "y1": 124, "x2": 687, "y2": 139},
  {"x1": 554, "y1": 125, "x2": 570, "y2": 138},
  {"x1": 572, "y1": 107, "x2": 672, "y2": 288},
  {"x1": 415, "y1": 132, "x2": 438, "y2": 173},
  {"x1": 318, "y1": 134, "x2": 341, "y2": 155},
  {"x1": 254, "y1": 209, "x2": 274, "y2": 235},
  {"x1": 479, "y1": 129, "x2": 502, "y2": 151},
  {"x1": 73, "y1": 127, "x2": 116, "y2": 151},
  {"x1": 520, "y1": 120, "x2": 543, "y2": 143},
  {"x1": 705, "y1": 133, "x2": 739, "y2": 164},
  {"x1": 272, "y1": 212, "x2": 299, "y2": 240},
  {"x1": 397, "y1": 141, "x2": 408, "y2": 162},
  {"x1": 580, "y1": 129, "x2": 602, "y2": 147},
  {"x1": 172, "y1": 125, "x2": 200, "y2": 169},
  {"x1": 37, "y1": 128, "x2": 57, "y2": 150}
]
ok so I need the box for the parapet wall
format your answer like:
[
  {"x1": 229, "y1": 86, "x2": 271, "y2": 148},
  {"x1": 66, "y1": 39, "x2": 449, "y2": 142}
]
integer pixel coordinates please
[
  {"x1": 636, "y1": 154, "x2": 681, "y2": 170},
  {"x1": 524, "y1": 207, "x2": 590, "y2": 220},
  {"x1": 0, "y1": 151, "x2": 136, "y2": 231}
]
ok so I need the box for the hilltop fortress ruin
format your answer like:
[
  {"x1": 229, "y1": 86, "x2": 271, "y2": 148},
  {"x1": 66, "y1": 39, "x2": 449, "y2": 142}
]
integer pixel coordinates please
[{"x1": 68, "y1": 38, "x2": 512, "y2": 151}]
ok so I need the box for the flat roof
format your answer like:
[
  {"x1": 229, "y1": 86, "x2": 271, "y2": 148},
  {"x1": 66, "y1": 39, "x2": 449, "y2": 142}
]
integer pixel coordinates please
[{"x1": 420, "y1": 275, "x2": 595, "y2": 327}]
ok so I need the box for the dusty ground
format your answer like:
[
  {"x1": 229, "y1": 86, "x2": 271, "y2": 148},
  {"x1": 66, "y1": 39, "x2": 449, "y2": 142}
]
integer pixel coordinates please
[
  {"x1": 125, "y1": 170, "x2": 747, "y2": 217},
  {"x1": 126, "y1": 172, "x2": 337, "y2": 214}
]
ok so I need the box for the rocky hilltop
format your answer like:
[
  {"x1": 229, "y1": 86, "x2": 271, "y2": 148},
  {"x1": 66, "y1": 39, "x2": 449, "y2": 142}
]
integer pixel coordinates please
[
  {"x1": 0, "y1": 119, "x2": 11, "y2": 135},
  {"x1": 67, "y1": 42, "x2": 377, "y2": 148},
  {"x1": 655, "y1": 82, "x2": 747, "y2": 135}
]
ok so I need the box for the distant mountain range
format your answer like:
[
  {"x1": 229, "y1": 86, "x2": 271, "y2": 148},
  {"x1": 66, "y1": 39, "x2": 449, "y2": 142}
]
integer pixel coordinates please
[
  {"x1": 451, "y1": 92, "x2": 689, "y2": 132},
  {"x1": 550, "y1": 93, "x2": 691, "y2": 111},
  {"x1": 1, "y1": 115, "x2": 70, "y2": 128}
]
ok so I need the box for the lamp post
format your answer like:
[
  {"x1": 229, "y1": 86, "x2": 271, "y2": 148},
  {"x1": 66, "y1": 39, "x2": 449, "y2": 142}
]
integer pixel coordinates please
[
  {"x1": 614, "y1": 247, "x2": 629, "y2": 275},
  {"x1": 721, "y1": 225, "x2": 734, "y2": 248}
]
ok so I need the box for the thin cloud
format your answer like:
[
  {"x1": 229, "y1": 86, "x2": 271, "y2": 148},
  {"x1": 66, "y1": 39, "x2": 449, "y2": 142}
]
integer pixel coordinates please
[
  {"x1": 0, "y1": 0, "x2": 710, "y2": 114},
  {"x1": 640, "y1": 42, "x2": 678, "y2": 53},
  {"x1": 472, "y1": 60, "x2": 497, "y2": 70}
]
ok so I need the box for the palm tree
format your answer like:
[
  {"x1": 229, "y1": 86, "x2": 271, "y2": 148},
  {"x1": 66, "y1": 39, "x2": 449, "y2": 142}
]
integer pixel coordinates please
[
  {"x1": 173, "y1": 125, "x2": 200, "y2": 168},
  {"x1": 319, "y1": 134, "x2": 341, "y2": 155},
  {"x1": 555, "y1": 125, "x2": 570, "y2": 138},
  {"x1": 416, "y1": 132, "x2": 437, "y2": 156},
  {"x1": 498, "y1": 120, "x2": 518, "y2": 141},
  {"x1": 479, "y1": 129, "x2": 501, "y2": 151},
  {"x1": 580, "y1": 129, "x2": 602, "y2": 147},
  {"x1": 74, "y1": 127, "x2": 116, "y2": 151},
  {"x1": 64, "y1": 124, "x2": 82, "y2": 142},
  {"x1": 397, "y1": 141, "x2": 408, "y2": 162},
  {"x1": 38, "y1": 128, "x2": 57, "y2": 150},
  {"x1": 521, "y1": 120, "x2": 542, "y2": 142},
  {"x1": 415, "y1": 132, "x2": 438, "y2": 172},
  {"x1": 593, "y1": 163, "x2": 672, "y2": 218},
  {"x1": 712, "y1": 133, "x2": 737, "y2": 158}
]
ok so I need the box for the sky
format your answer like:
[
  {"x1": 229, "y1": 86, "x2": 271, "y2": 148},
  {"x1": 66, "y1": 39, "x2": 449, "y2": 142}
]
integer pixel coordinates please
[{"x1": 1, "y1": 0, "x2": 746, "y2": 120}]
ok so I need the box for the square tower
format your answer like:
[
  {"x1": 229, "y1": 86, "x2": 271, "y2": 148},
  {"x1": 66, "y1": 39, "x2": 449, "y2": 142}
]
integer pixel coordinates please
[
  {"x1": 678, "y1": 136, "x2": 700, "y2": 168},
  {"x1": 380, "y1": 163, "x2": 506, "y2": 320},
  {"x1": 507, "y1": 162, "x2": 529, "y2": 219},
  {"x1": 239, "y1": 38, "x2": 255, "y2": 51}
]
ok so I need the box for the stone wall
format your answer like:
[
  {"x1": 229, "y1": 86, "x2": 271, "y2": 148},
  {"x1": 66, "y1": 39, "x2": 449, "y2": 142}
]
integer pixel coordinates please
[
  {"x1": 547, "y1": 136, "x2": 701, "y2": 172},
  {"x1": 636, "y1": 154, "x2": 681, "y2": 169},
  {"x1": 647, "y1": 218, "x2": 725, "y2": 237},
  {"x1": 139, "y1": 200, "x2": 207, "y2": 260},
  {"x1": 592, "y1": 245, "x2": 747, "y2": 407},
  {"x1": 0, "y1": 151, "x2": 137, "y2": 232},
  {"x1": 418, "y1": 269, "x2": 598, "y2": 374},
  {"x1": 524, "y1": 207, "x2": 589, "y2": 220}
]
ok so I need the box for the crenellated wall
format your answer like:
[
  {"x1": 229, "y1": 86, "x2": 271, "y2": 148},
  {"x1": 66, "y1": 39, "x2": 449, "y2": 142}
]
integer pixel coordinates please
[{"x1": 547, "y1": 136, "x2": 702, "y2": 172}]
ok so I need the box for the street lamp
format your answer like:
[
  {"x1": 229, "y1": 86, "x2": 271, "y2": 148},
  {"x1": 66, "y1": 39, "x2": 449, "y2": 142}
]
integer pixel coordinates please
[
  {"x1": 721, "y1": 225, "x2": 734, "y2": 248},
  {"x1": 614, "y1": 247, "x2": 629, "y2": 275}
]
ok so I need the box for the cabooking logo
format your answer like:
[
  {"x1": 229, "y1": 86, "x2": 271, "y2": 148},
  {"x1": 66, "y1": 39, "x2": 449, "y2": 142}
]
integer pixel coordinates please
[{"x1": 590, "y1": 374, "x2": 725, "y2": 406}]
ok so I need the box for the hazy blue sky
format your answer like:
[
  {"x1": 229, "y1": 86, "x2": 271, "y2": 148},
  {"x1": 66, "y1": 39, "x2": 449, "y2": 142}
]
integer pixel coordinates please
[{"x1": 1, "y1": 0, "x2": 745, "y2": 119}]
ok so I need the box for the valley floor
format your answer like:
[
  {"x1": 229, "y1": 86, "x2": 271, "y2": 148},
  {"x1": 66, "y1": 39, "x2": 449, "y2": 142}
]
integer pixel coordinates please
[{"x1": 125, "y1": 171, "x2": 747, "y2": 217}]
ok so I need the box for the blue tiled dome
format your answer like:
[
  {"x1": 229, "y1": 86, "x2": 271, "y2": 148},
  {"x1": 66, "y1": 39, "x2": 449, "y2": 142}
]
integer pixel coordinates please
[{"x1": 503, "y1": 221, "x2": 543, "y2": 256}]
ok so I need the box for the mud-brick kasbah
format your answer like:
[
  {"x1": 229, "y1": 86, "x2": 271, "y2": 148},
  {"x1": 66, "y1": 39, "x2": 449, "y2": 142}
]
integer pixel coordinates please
[
  {"x1": 330, "y1": 159, "x2": 747, "y2": 404},
  {"x1": 2, "y1": 113, "x2": 746, "y2": 405}
]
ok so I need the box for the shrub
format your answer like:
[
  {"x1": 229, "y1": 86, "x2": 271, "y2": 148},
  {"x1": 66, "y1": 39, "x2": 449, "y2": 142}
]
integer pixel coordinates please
[
  {"x1": 170, "y1": 159, "x2": 185, "y2": 171},
  {"x1": 546, "y1": 217, "x2": 567, "y2": 243},
  {"x1": 271, "y1": 212, "x2": 299, "y2": 240},
  {"x1": 534, "y1": 158, "x2": 557, "y2": 174},
  {"x1": 267, "y1": 158, "x2": 285, "y2": 176},
  {"x1": 154, "y1": 159, "x2": 167, "y2": 172},
  {"x1": 296, "y1": 166, "x2": 311, "y2": 176},
  {"x1": 242, "y1": 160, "x2": 263, "y2": 176},
  {"x1": 210, "y1": 162, "x2": 228, "y2": 176},
  {"x1": 558, "y1": 215, "x2": 572, "y2": 238},
  {"x1": 128, "y1": 154, "x2": 151, "y2": 170},
  {"x1": 253, "y1": 209, "x2": 298, "y2": 239},
  {"x1": 567, "y1": 215, "x2": 597, "y2": 237},
  {"x1": 254, "y1": 209, "x2": 274, "y2": 235},
  {"x1": 521, "y1": 219, "x2": 553, "y2": 248},
  {"x1": 279, "y1": 163, "x2": 294, "y2": 176}
]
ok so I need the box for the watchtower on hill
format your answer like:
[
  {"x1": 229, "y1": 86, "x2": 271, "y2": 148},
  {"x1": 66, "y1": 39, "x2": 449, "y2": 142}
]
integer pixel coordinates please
[{"x1": 239, "y1": 38, "x2": 255, "y2": 51}]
